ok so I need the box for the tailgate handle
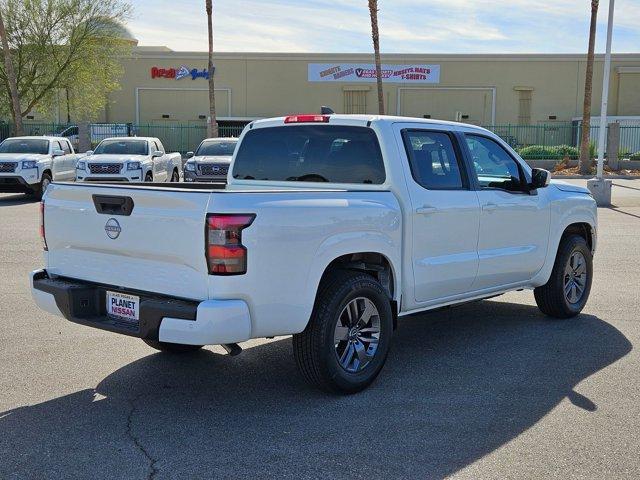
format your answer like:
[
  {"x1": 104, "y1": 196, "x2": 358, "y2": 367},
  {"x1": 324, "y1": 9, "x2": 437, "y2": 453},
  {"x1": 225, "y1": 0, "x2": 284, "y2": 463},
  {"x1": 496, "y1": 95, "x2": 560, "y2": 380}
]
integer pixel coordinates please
[{"x1": 92, "y1": 195, "x2": 134, "y2": 216}]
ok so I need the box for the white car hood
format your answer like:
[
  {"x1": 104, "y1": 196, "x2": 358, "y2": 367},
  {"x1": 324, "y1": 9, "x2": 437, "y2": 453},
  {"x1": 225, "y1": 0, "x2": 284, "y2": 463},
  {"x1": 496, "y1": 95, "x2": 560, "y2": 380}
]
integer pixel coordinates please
[
  {"x1": 0, "y1": 153, "x2": 49, "y2": 162},
  {"x1": 85, "y1": 154, "x2": 148, "y2": 163},
  {"x1": 192, "y1": 155, "x2": 232, "y2": 165},
  {"x1": 551, "y1": 180, "x2": 591, "y2": 195}
]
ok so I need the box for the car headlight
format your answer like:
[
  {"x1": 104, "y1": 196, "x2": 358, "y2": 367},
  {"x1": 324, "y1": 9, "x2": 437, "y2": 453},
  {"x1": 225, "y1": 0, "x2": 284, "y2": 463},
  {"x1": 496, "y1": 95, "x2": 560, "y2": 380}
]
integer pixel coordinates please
[
  {"x1": 185, "y1": 162, "x2": 196, "y2": 172},
  {"x1": 127, "y1": 162, "x2": 141, "y2": 171},
  {"x1": 77, "y1": 161, "x2": 86, "y2": 170},
  {"x1": 21, "y1": 160, "x2": 37, "y2": 169}
]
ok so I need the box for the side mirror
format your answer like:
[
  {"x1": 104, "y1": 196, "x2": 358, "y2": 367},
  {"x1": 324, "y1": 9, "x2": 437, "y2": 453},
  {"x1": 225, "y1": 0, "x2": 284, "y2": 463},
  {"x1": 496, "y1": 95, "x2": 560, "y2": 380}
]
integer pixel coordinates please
[
  {"x1": 85, "y1": 150, "x2": 94, "y2": 156},
  {"x1": 186, "y1": 151, "x2": 194, "y2": 159},
  {"x1": 530, "y1": 168, "x2": 551, "y2": 189},
  {"x1": 152, "y1": 150, "x2": 163, "y2": 158},
  {"x1": 52, "y1": 149, "x2": 65, "y2": 157}
]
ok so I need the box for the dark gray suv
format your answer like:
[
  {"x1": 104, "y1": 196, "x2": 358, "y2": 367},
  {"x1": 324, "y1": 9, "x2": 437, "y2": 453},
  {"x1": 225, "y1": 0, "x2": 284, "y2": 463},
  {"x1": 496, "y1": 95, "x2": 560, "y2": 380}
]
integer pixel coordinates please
[{"x1": 183, "y1": 138, "x2": 238, "y2": 182}]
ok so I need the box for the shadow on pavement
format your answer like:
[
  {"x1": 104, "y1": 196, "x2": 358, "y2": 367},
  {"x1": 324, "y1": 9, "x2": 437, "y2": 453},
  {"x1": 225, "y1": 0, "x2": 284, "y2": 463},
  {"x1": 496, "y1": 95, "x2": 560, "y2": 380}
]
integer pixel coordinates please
[
  {"x1": 0, "y1": 193, "x2": 37, "y2": 206},
  {"x1": 0, "y1": 300, "x2": 632, "y2": 479}
]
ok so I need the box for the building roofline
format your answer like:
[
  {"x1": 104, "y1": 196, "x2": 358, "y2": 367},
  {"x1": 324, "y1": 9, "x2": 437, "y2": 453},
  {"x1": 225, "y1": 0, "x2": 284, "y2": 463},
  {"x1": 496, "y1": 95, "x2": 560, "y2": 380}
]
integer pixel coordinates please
[{"x1": 127, "y1": 49, "x2": 640, "y2": 62}]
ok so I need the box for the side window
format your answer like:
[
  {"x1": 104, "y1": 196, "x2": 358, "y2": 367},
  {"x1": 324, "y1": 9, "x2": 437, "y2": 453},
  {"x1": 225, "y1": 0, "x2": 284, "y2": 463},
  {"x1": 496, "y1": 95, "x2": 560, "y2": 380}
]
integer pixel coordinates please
[
  {"x1": 465, "y1": 135, "x2": 524, "y2": 192},
  {"x1": 61, "y1": 140, "x2": 71, "y2": 155},
  {"x1": 154, "y1": 141, "x2": 164, "y2": 153},
  {"x1": 402, "y1": 130, "x2": 465, "y2": 190},
  {"x1": 53, "y1": 140, "x2": 63, "y2": 153}
]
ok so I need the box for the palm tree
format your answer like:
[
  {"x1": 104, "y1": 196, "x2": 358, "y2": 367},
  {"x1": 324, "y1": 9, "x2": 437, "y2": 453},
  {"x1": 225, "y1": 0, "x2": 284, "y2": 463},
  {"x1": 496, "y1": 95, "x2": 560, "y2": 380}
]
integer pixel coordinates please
[
  {"x1": 579, "y1": 0, "x2": 599, "y2": 175},
  {"x1": 368, "y1": 0, "x2": 384, "y2": 115},
  {"x1": 206, "y1": 0, "x2": 218, "y2": 137},
  {"x1": 0, "y1": 7, "x2": 23, "y2": 135}
]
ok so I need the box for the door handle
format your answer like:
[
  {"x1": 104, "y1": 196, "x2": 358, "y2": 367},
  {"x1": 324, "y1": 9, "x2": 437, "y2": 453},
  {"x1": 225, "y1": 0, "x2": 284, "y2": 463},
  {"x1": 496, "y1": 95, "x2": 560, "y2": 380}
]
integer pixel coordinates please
[
  {"x1": 482, "y1": 203, "x2": 498, "y2": 212},
  {"x1": 416, "y1": 205, "x2": 438, "y2": 215}
]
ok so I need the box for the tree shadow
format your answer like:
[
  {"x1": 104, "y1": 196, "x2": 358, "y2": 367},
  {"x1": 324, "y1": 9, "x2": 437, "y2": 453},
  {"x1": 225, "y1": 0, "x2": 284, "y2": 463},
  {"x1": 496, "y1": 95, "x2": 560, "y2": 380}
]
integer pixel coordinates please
[{"x1": 0, "y1": 300, "x2": 631, "y2": 479}]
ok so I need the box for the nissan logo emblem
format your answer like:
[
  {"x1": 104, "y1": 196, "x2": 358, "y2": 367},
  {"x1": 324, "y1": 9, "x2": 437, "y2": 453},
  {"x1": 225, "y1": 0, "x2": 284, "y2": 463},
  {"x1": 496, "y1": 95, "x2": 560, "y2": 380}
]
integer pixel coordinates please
[{"x1": 105, "y1": 218, "x2": 122, "y2": 240}]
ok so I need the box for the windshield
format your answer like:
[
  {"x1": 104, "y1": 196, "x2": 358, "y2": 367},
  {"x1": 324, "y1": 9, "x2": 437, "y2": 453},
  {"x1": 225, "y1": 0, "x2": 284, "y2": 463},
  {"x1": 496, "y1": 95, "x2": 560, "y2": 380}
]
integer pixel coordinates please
[
  {"x1": 0, "y1": 139, "x2": 49, "y2": 155},
  {"x1": 232, "y1": 125, "x2": 385, "y2": 184},
  {"x1": 94, "y1": 139, "x2": 148, "y2": 155},
  {"x1": 195, "y1": 140, "x2": 237, "y2": 156}
]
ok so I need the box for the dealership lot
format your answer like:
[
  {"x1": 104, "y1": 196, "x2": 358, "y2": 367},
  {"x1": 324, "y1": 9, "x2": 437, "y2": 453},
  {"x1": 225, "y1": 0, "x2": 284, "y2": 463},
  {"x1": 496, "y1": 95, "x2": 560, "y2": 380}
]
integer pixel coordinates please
[{"x1": 0, "y1": 180, "x2": 639, "y2": 479}]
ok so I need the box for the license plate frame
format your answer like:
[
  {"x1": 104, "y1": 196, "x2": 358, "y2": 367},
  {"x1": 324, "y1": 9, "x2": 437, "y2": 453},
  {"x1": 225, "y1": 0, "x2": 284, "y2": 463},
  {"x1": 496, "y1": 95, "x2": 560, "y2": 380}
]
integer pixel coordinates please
[{"x1": 106, "y1": 291, "x2": 140, "y2": 323}]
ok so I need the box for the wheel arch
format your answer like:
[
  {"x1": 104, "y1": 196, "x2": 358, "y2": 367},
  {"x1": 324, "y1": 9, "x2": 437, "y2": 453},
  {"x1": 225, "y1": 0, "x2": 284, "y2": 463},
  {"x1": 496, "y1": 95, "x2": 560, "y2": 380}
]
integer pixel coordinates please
[{"x1": 311, "y1": 250, "x2": 400, "y2": 329}]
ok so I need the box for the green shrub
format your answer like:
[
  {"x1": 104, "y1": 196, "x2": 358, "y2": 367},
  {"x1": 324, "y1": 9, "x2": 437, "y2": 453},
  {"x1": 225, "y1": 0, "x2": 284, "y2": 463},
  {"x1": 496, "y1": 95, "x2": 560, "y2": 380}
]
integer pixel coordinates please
[
  {"x1": 517, "y1": 144, "x2": 579, "y2": 160},
  {"x1": 630, "y1": 151, "x2": 640, "y2": 161}
]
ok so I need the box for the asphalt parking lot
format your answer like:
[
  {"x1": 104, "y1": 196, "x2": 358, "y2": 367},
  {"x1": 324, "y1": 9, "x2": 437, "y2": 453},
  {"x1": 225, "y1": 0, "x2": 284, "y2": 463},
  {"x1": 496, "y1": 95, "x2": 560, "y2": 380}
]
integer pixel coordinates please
[{"x1": 1, "y1": 180, "x2": 639, "y2": 480}]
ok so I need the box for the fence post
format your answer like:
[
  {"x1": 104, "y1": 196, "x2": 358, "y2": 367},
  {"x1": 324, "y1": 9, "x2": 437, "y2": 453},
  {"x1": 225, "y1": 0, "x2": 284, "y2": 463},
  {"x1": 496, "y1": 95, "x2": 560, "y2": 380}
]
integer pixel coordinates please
[{"x1": 606, "y1": 122, "x2": 620, "y2": 171}]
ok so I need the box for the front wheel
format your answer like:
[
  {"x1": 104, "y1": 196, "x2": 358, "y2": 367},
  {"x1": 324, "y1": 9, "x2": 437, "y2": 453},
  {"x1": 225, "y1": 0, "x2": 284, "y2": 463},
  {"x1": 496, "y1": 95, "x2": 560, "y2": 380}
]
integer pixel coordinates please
[
  {"x1": 293, "y1": 270, "x2": 394, "y2": 394},
  {"x1": 534, "y1": 234, "x2": 593, "y2": 318},
  {"x1": 144, "y1": 172, "x2": 153, "y2": 182},
  {"x1": 143, "y1": 339, "x2": 203, "y2": 353},
  {"x1": 170, "y1": 169, "x2": 179, "y2": 182},
  {"x1": 33, "y1": 172, "x2": 52, "y2": 200}
]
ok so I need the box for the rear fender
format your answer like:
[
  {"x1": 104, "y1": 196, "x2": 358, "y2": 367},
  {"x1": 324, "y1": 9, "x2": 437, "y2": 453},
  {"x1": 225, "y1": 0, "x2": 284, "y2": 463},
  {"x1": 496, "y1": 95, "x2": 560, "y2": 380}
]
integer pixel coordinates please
[{"x1": 303, "y1": 231, "x2": 401, "y2": 318}]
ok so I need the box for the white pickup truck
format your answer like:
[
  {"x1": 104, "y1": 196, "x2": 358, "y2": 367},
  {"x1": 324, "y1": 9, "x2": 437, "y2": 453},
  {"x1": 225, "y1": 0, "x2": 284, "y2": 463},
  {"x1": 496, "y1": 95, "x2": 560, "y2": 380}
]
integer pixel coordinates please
[
  {"x1": 31, "y1": 114, "x2": 597, "y2": 393},
  {"x1": 75, "y1": 137, "x2": 182, "y2": 183},
  {"x1": 0, "y1": 136, "x2": 78, "y2": 198}
]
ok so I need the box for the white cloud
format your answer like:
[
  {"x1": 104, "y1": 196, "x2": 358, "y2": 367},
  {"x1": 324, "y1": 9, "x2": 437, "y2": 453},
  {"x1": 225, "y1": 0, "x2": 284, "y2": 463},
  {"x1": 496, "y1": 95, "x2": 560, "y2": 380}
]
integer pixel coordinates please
[{"x1": 126, "y1": 0, "x2": 640, "y2": 53}]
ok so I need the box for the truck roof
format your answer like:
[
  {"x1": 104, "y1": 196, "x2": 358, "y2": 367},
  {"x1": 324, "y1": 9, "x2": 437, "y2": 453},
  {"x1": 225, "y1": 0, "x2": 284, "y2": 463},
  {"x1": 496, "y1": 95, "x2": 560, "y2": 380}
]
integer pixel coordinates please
[
  {"x1": 99, "y1": 137, "x2": 157, "y2": 142},
  {"x1": 250, "y1": 114, "x2": 492, "y2": 134},
  {"x1": 3, "y1": 136, "x2": 61, "y2": 142}
]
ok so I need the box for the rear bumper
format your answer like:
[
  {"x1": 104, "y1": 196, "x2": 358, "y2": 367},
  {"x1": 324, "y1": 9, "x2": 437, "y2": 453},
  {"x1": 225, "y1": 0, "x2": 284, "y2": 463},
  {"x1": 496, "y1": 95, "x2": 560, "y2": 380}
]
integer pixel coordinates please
[
  {"x1": 30, "y1": 269, "x2": 251, "y2": 345},
  {"x1": 0, "y1": 175, "x2": 36, "y2": 193}
]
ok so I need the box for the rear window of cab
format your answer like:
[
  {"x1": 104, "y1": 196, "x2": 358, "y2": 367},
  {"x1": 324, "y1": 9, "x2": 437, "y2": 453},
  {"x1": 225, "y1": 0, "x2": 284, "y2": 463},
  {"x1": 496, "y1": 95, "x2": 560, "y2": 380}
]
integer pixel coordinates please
[{"x1": 232, "y1": 125, "x2": 386, "y2": 184}]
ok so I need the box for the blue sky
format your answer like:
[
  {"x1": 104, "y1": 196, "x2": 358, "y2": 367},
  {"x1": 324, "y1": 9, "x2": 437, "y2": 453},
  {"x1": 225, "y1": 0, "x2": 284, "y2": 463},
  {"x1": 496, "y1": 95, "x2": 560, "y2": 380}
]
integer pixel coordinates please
[{"x1": 127, "y1": 0, "x2": 639, "y2": 53}]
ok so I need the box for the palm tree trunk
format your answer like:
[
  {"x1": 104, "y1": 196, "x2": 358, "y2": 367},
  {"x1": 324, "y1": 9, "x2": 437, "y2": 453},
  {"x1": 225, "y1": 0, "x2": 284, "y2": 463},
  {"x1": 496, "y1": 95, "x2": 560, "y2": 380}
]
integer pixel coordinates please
[
  {"x1": 579, "y1": 0, "x2": 599, "y2": 175},
  {"x1": 206, "y1": 0, "x2": 218, "y2": 138},
  {"x1": 0, "y1": 8, "x2": 23, "y2": 136},
  {"x1": 368, "y1": 0, "x2": 384, "y2": 115}
]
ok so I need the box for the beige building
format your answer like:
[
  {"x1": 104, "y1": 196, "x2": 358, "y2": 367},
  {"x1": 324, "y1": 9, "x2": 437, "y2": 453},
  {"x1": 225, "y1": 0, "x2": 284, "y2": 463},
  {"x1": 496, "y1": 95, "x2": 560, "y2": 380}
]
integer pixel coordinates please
[{"x1": 75, "y1": 47, "x2": 640, "y2": 128}]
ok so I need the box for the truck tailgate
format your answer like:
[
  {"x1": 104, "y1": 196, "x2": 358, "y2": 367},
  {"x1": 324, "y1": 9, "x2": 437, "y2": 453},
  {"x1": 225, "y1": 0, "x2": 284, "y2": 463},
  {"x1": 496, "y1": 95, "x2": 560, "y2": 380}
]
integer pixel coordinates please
[{"x1": 43, "y1": 183, "x2": 212, "y2": 300}]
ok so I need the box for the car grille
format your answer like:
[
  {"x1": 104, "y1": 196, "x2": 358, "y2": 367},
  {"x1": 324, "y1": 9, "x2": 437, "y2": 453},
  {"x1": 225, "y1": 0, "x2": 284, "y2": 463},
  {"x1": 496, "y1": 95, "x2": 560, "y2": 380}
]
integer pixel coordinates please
[
  {"x1": 89, "y1": 163, "x2": 122, "y2": 175},
  {"x1": 199, "y1": 163, "x2": 229, "y2": 176},
  {"x1": 0, "y1": 162, "x2": 17, "y2": 173}
]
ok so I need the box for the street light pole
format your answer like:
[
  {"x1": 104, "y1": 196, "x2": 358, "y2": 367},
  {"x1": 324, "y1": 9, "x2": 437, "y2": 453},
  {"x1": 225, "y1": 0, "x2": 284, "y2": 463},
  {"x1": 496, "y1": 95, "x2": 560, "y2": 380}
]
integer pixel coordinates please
[
  {"x1": 588, "y1": 0, "x2": 614, "y2": 206},
  {"x1": 596, "y1": 0, "x2": 615, "y2": 179}
]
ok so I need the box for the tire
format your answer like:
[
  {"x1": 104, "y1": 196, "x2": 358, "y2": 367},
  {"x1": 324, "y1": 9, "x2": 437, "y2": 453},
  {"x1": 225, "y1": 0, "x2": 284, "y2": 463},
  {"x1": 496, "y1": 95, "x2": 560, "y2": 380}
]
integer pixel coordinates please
[
  {"x1": 170, "y1": 169, "x2": 179, "y2": 182},
  {"x1": 143, "y1": 339, "x2": 203, "y2": 353},
  {"x1": 293, "y1": 270, "x2": 394, "y2": 394},
  {"x1": 34, "y1": 172, "x2": 52, "y2": 200},
  {"x1": 144, "y1": 172, "x2": 153, "y2": 182},
  {"x1": 534, "y1": 234, "x2": 593, "y2": 318}
]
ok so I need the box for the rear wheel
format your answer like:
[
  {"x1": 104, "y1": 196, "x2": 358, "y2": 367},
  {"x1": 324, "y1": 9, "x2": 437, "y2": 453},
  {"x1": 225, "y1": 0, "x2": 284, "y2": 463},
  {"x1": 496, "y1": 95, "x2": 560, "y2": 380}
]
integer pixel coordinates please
[
  {"x1": 144, "y1": 172, "x2": 153, "y2": 182},
  {"x1": 143, "y1": 339, "x2": 203, "y2": 353},
  {"x1": 534, "y1": 234, "x2": 593, "y2": 318},
  {"x1": 170, "y1": 169, "x2": 179, "y2": 182},
  {"x1": 292, "y1": 270, "x2": 393, "y2": 394}
]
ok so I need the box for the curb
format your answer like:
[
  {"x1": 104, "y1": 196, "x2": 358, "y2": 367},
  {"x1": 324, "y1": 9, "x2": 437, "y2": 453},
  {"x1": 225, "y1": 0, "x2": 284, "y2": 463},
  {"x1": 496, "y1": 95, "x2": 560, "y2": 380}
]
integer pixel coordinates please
[{"x1": 552, "y1": 175, "x2": 640, "y2": 179}]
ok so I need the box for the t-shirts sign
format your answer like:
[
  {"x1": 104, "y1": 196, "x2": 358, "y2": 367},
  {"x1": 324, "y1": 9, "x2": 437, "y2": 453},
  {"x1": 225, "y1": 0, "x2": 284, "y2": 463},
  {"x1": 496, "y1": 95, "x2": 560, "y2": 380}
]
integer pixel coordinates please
[{"x1": 308, "y1": 63, "x2": 440, "y2": 83}]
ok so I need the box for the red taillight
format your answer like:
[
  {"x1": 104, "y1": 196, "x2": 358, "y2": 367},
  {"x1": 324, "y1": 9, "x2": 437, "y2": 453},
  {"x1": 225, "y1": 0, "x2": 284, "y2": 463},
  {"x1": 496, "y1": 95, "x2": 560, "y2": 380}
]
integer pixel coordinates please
[
  {"x1": 284, "y1": 114, "x2": 330, "y2": 124},
  {"x1": 206, "y1": 214, "x2": 255, "y2": 275},
  {"x1": 39, "y1": 201, "x2": 48, "y2": 251}
]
